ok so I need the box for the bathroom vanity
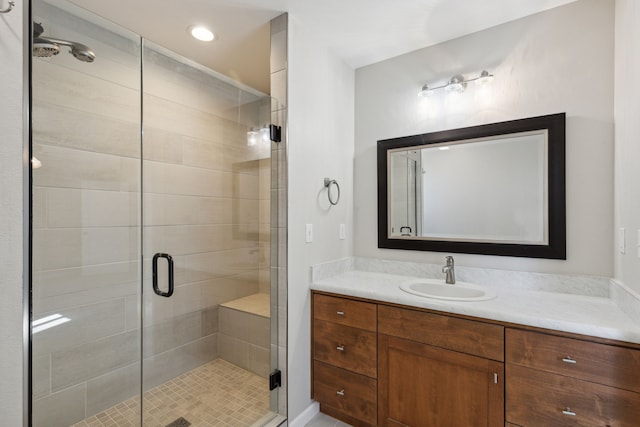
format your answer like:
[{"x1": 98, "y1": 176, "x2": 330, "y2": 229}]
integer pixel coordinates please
[{"x1": 310, "y1": 259, "x2": 640, "y2": 427}]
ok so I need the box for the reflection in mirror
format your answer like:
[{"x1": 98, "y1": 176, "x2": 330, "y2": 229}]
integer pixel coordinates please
[
  {"x1": 390, "y1": 150, "x2": 421, "y2": 237},
  {"x1": 378, "y1": 113, "x2": 565, "y2": 259},
  {"x1": 389, "y1": 131, "x2": 548, "y2": 244}
]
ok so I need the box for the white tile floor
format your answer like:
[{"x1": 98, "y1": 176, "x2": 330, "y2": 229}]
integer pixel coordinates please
[{"x1": 304, "y1": 413, "x2": 351, "y2": 427}]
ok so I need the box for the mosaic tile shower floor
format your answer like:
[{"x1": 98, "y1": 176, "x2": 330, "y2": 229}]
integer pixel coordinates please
[{"x1": 71, "y1": 359, "x2": 270, "y2": 427}]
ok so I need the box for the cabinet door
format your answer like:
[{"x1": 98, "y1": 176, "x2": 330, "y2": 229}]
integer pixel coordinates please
[{"x1": 378, "y1": 334, "x2": 504, "y2": 427}]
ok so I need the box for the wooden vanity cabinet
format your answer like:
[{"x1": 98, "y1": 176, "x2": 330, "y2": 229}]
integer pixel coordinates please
[
  {"x1": 312, "y1": 292, "x2": 640, "y2": 427},
  {"x1": 505, "y1": 328, "x2": 640, "y2": 427},
  {"x1": 377, "y1": 306, "x2": 505, "y2": 427},
  {"x1": 312, "y1": 294, "x2": 378, "y2": 426}
]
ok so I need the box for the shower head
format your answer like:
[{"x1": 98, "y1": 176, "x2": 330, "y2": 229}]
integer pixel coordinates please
[
  {"x1": 33, "y1": 39, "x2": 60, "y2": 57},
  {"x1": 70, "y1": 43, "x2": 96, "y2": 62},
  {"x1": 32, "y1": 22, "x2": 96, "y2": 63}
]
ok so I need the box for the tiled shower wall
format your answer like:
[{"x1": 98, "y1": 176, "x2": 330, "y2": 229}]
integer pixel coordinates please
[{"x1": 31, "y1": 3, "x2": 272, "y2": 425}]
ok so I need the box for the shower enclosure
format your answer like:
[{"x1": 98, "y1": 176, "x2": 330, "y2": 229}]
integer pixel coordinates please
[{"x1": 30, "y1": 1, "x2": 286, "y2": 426}]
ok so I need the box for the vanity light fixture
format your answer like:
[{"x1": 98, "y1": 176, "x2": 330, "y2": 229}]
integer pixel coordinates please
[
  {"x1": 418, "y1": 70, "x2": 494, "y2": 97},
  {"x1": 188, "y1": 25, "x2": 215, "y2": 42}
]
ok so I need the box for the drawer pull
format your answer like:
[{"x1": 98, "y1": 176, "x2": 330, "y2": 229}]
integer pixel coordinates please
[
  {"x1": 562, "y1": 356, "x2": 577, "y2": 364},
  {"x1": 336, "y1": 310, "x2": 345, "y2": 316},
  {"x1": 336, "y1": 345, "x2": 345, "y2": 352},
  {"x1": 562, "y1": 408, "x2": 577, "y2": 416},
  {"x1": 336, "y1": 389, "x2": 345, "y2": 396}
]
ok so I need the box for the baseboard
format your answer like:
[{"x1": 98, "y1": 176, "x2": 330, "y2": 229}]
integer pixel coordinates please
[{"x1": 288, "y1": 401, "x2": 320, "y2": 427}]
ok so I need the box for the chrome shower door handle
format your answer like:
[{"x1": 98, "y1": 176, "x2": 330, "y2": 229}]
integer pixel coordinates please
[{"x1": 152, "y1": 253, "x2": 174, "y2": 297}]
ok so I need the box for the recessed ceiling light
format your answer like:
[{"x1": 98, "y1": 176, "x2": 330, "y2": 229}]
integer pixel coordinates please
[{"x1": 189, "y1": 25, "x2": 215, "y2": 42}]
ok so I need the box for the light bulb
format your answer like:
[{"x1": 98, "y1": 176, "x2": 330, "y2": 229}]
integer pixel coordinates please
[
  {"x1": 260, "y1": 126, "x2": 271, "y2": 144},
  {"x1": 445, "y1": 75, "x2": 466, "y2": 93},
  {"x1": 418, "y1": 84, "x2": 434, "y2": 97},
  {"x1": 476, "y1": 70, "x2": 494, "y2": 85},
  {"x1": 247, "y1": 130, "x2": 259, "y2": 146}
]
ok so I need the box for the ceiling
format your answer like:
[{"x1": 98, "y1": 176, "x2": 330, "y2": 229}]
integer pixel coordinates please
[{"x1": 70, "y1": 0, "x2": 578, "y2": 94}]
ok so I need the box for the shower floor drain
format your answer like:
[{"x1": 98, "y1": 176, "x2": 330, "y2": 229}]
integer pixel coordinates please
[{"x1": 166, "y1": 417, "x2": 191, "y2": 427}]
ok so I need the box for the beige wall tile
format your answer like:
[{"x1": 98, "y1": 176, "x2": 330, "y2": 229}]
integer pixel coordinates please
[
  {"x1": 46, "y1": 188, "x2": 138, "y2": 228},
  {"x1": 33, "y1": 298, "x2": 126, "y2": 355},
  {"x1": 201, "y1": 306, "x2": 219, "y2": 336},
  {"x1": 183, "y1": 250, "x2": 259, "y2": 284},
  {"x1": 143, "y1": 310, "x2": 205, "y2": 357},
  {"x1": 32, "y1": 383, "x2": 86, "y2": 427},
  {"x1": 249, "y1": 344, "x2": 270, "y2": 378},
  {"x1": 32, "y1": 354, "x2": 51, "y2": 399},
  {"x1": 143, "y1": 224, "x2": 257, "y2": 256},
  {"x1": 143, "y1": 160, "x2": 258, "y2": 199},
  {"x1": 33, "y1": 61, "x2": 139, "y2": 124},
  {"x1": 33, "y1": 102, "x2": 140, "y2": 158},
  {"x1": 51, "y1": 330, "x2": 139, "y2": 391},
  {"x1": 270, "y1": 70, "x2": 287, "y2": 109},
  {"x1": 201, "y1": 272, "x2": 260, "y2": 306},
  {"x1": 33, "y1": 260, "x2": 139, "y2": 299},
  {"x1": 249, "y1": 314, "x2": 270, "y2": 349},
  {"x1": 86, "y1": 363, "x2": 141, "y2": 416},
  {"x1": 33, "y1": 144, "x2": 140, "y2": 192},
  {"x1": 33, "y1": 226, "x2": 138, "y2": 271},
  {"x1": 219, "y1": 307, "x2": 250, "y2": 342},
  {"x1": 33, "y1": 280, "x2": 137, "y2": 314},
  {"x1": 142, "y1": 335, "x2": 217, "y2": 391},
  {"x1": 218, "y1": 333, "x2": 249, "y2": 371},
  {"x1": 258, "y1": 269, "x2": 270, "y2": 294},
  {"x1": 142, "y1": 126, "x2": 184, "y2": 164},
  {"x1": 33, "y1": 187, "x2": 47, "y2": 229},
  {"x1": 270, "y1": 28, "x2": 287, "y2": 74}
]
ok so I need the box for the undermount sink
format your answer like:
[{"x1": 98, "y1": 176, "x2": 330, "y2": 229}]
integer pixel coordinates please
[{"x1": 399, "y1": 279, "x2": 496, "y2": 302}]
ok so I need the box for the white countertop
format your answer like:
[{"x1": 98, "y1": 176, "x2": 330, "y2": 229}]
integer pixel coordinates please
[{"x1": 311, "y1": 268, "x2": 640, "y2": 345}]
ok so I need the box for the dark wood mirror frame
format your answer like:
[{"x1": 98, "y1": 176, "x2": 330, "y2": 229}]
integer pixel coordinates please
[{"x1": 377, "y1": 113, "x2": 566, "y2": 259}]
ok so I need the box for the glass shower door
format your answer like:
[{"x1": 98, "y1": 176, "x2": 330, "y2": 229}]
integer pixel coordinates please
[
  {"x1": 31, "y1": 1, "x2": 281, "y2": 425},
  {"x1": 31, "y1": 1, "x2": 143, "y2": 426},
  {"x1": 141, "y1": 42, "x2": 277, "y2": 426}
]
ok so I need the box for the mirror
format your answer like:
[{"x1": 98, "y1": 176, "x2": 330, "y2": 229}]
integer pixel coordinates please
[{"x1": 377, "y1": 113, "x2": 566, "y2": 259}]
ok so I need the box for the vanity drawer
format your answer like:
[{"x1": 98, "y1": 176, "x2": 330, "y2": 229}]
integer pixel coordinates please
[
  {"x1": 313, "y1": 319, "x2": 377, "y2": 377},
  {"x1": 506, "y1": 329, "x2": 640, "y2": 392},
  {"x1": 378, "y1": 305, "x2": 504, "y2": 361},
  {"x1": 313, "y1": 294, "x2": 377, "y2": 331},
  {"x1": 506, "y1": 364, "x2": 640, "y2": 426},
  {"x1": 313, "y1": 361, "x2": 377, "y2": 425}
]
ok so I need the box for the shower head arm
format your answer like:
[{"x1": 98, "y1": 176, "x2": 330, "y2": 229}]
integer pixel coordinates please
[
  {"x1": 36, "y1": 36, "x2": 86, "y2": 50},
  {"x1": 34, "y1": 35, "x2": 96, "y2": 62}
]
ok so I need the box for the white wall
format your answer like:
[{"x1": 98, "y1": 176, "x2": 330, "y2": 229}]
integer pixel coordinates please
[
  {"x1": 286, "y1": 15, "x2": 355, "y2": 423},
  {"x1": 0, "y1": 2, "x2": 25, "y2": 425},
  {"x1": 614, "y1": 0, "x2": 640, "y2": 294},
  {"x1": 355, "y1": 0, "x2": 614, "y2": 276}
]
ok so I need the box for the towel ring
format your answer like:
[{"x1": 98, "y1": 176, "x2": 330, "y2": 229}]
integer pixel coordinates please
[
  {"x1": 0, "y1": 1, "x2": 15, "y2": 14},
  {"x1": 324, "y1": 178, "x2": 340, "y2": 206}
]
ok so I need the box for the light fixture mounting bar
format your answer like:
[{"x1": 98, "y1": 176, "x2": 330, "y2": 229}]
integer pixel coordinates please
[{"x1": 419, "y1": 70, "x2": 494, "y2": 96}]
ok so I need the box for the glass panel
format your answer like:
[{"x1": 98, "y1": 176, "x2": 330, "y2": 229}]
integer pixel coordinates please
[
  {"x1": 31, "y1": 1, "x2": 142, "y2": 426},
  {"x1": 141, "y1": 41, "x2": 276, "y2": 426}
]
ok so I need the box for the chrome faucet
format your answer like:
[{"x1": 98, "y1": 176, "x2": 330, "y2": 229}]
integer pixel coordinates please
[{"x1": 442, "y1": 256, "x2": 455, "y2": 284}]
